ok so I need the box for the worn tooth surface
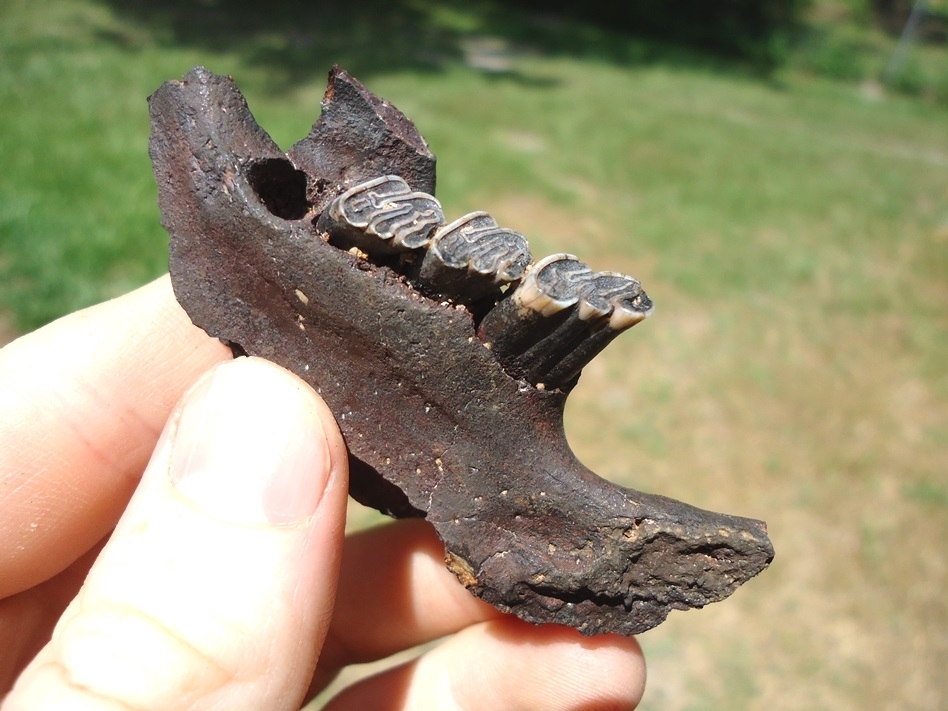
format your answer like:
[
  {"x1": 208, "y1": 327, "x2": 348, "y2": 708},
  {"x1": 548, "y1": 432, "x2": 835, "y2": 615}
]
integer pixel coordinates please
[
  {"x1": 416, "y1": 211, "x2": 532, "y2": 303},
  {"x1": 317, "y1": 175, "x2": 444, "y2": 254},
  {"x1": 519, "y1": 253, "x2": 595, "y2": 316},
  {"x1": 609, "y1": 289, "x2": 654, "y2": 329},
  {"x1": 576, "y1": 272, "x2": 648, "y2": 321}
]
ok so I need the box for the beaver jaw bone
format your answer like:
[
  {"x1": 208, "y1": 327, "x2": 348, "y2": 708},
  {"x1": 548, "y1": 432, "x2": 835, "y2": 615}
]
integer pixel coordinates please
[{"x1": 148, "y1": 66, "x2": 774, "y2": 636}]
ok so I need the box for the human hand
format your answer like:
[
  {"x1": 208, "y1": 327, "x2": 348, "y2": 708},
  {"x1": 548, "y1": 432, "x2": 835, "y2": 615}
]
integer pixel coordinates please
[{"x1": 0, "y1": 276, "x2": 646, "y2": 710}]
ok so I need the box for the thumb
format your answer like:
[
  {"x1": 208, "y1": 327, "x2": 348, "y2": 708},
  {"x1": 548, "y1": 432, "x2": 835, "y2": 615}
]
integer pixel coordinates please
[{"x1": 4, "y1": 357, "x2": 349, "y2": 711}]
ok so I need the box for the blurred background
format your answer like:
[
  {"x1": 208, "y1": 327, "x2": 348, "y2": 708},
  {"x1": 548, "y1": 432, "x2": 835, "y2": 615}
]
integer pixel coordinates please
[{"x1": 1, "y1": 0, "x2": 946, "y2": 708}]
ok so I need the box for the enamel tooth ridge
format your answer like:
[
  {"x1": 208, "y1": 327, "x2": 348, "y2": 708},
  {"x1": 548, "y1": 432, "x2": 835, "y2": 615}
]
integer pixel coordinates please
[
  {"x1": 318, "y1": 175, "x2": 444, "y2": 254},
  {"x1": 478, "y1": 254, "x2": 653, "y2": 389},
  {"x1": 417, "y1": 211, "x2": 532, "y2": 303}
]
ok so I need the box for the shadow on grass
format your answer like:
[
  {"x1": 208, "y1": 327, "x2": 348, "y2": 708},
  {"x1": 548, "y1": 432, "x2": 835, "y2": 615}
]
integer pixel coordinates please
[{"x1": 97, "y1": 0, "x2": 772, "y2": 93}]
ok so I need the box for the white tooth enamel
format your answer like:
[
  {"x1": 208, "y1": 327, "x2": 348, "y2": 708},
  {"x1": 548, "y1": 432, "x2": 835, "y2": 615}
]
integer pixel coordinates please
[
  {"x1": 609, "y1": 296, "x2": 654, "y2": 330},
  {"x1": 513, "y1": 254, "x2": 584, "y2": 316}
]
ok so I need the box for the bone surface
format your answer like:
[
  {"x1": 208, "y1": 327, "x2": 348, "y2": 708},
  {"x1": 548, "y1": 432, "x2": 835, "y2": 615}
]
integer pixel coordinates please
[{"x1": 149, "y1": 66, "x2": 774, "y2": 636}]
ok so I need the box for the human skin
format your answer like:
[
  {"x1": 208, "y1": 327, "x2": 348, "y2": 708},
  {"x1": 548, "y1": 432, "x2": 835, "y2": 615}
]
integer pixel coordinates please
[{"x1": 0, "y1": 275, "x2": 645, "y2": 710}]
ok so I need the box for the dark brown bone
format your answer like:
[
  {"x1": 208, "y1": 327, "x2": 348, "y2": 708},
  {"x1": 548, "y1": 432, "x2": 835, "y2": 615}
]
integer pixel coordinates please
[{"x1": 149, "y1": 66, "x2": 774, "y2": 636}]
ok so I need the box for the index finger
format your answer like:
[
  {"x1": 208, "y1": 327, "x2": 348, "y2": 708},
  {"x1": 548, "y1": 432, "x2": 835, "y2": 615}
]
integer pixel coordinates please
[{"x1": 0, "y1": 275, "x2": 230, "y2": 598}]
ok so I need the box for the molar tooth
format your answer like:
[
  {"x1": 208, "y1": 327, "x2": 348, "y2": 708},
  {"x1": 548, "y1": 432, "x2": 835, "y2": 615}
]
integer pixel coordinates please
[
  {"x1": 478, "y1": 255, "x2": 652, "y2": 389},
  {"x1": 541, "y1": 274, "x2": 653, "y2": 387},
  {"x1": 416, "y1": 211, "x2": 532, "y2": 304},
  {"x1": 477, "y1": 254, "x2": 591, "y2": 381},
  {"x1": 317, "y1": 175, "x2": 444, "y2": 254},
  {"x1": 518, "y1": 253, "x2": 594, "y2": 316},
  {"x1": 575, "y1": 272, "x2": 635, "y2": 320}
]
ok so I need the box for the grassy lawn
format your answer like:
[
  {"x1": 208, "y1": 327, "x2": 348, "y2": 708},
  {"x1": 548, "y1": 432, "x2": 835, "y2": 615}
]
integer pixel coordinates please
[{"x1": 2, "y1": 0, "x2": 947, "y2": 709}]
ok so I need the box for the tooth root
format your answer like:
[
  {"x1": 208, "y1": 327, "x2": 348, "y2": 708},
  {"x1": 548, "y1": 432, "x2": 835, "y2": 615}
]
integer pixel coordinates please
[
  {"x1": 416, "y1": 211, "x2": 533, "y2": 304},
  {"x1": 477, "y1": 254, "x2": 590, "y2": 377},
  {"x1": 317, "y1": 175, "x2": 444, "y2": 254},
  {"x1": 539, "y1": 275, "x2": 653, "y2": 388},
  {"x1": 478, "y1": 256, "x2": 653, "y2": 389}
]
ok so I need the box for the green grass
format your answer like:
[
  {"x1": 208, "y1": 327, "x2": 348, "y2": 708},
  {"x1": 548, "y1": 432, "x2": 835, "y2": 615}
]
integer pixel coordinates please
[
  {"x1": 794, "y1": 1, "x2": 948, "y2": 103},
  {"x1": 2, "y1": 0, "x2": 948, "y2": 709}
]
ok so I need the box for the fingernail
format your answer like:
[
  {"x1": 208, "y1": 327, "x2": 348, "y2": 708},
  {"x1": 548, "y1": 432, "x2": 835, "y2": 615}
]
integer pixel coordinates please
[{"x1": 169, "y1": 358, "x2": 331, "y2": 524}]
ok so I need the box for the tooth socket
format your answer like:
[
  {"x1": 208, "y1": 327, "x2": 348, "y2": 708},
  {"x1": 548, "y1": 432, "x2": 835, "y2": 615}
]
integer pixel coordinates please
[
  {"x1": 478, "y1": 255, "x2": 653, "y2": 389},
  {"x1": 415, "y1": 212, "x2": 532, "y2": 304},
  {"x1": 316, "y1": 175, "x2": 444, "y2": 255}
]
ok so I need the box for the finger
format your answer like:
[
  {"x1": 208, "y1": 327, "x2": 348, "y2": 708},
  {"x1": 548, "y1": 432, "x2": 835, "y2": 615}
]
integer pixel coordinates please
[
  {"x1": 325, "y1": 617, "x2": 646, "y2": 711},
  {"x1": 0, "y1": 539, "x2": 104, "y2": 691},
  {"x1": 315, "y1": 520, "x2": 503, "y2": 681},
  {"x1": 3, "y1": 357, "x2": 350, "y2": 711},
  {"x1": 0, "y1": 275, "x2": 230, "y2": 597}
]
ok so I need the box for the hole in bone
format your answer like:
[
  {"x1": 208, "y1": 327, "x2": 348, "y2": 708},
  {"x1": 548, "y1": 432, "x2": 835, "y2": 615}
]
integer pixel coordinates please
[{"x1": 247, "y1": 158, "x2": 311, "y2": 220}]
